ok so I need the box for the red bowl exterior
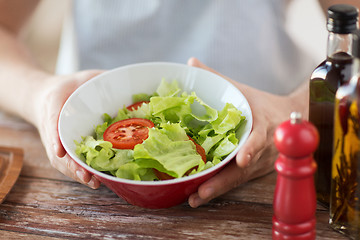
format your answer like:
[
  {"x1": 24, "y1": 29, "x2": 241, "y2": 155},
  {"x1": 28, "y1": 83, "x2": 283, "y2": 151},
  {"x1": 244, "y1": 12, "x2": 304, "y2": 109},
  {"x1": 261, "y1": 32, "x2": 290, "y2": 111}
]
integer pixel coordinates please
[{"x1": 93, "y1": 161, "x2": 228, "y2": 209}]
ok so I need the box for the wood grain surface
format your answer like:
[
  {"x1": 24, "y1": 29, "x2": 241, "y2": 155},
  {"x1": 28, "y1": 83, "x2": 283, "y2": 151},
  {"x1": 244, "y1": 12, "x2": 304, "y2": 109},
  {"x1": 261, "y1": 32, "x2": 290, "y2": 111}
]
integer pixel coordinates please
[
  {"x1": 0, "y1": 146, "x2": 23, "y2": 204},
  {"x1": 0, "y1": 113, "x2": 347, "y2": 239}
]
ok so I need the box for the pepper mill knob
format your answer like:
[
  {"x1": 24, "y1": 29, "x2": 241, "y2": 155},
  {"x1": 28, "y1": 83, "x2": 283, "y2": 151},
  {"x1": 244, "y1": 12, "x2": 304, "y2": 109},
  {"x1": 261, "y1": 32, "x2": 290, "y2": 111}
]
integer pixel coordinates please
[
  {"x1": 272, "y1": 112, "x2": 319, "y2": 240},
  {"x1": 274, "y1": 112, "x2": 319, "y2": 158}
]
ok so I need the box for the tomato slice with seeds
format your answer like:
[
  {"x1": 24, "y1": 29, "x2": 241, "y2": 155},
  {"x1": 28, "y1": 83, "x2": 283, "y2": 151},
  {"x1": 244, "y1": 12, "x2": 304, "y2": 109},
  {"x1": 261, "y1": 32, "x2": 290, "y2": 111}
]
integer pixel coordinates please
[
  {"x1": 154, "y1": 136, "x2": 207, "y2": 180},
  {"x1": 103, "y1": 118, "x2": 154, "y2": 149},
  {"x1": 126, "y1": 101, "x2": 149, "y2": 111}
]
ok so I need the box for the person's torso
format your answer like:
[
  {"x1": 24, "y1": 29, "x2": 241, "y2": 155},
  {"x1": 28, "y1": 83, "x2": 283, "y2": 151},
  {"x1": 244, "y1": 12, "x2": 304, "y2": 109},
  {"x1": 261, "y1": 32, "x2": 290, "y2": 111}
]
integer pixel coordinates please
[{"x1": 59, "y1": 0, "x2": 314, "y2": 94}]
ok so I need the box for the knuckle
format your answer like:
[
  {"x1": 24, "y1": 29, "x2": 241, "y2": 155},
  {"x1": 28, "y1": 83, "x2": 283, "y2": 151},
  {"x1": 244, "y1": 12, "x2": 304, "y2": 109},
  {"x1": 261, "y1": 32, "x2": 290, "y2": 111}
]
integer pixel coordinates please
[{"x1": 232, "y1": 169, "x2": 248, "y2": 189}]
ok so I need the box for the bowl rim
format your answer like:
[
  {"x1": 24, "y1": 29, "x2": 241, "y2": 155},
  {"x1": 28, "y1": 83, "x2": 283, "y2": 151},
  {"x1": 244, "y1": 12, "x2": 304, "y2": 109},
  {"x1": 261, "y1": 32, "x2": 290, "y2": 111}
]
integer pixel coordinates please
[{"x1": 58, "y1": 61, "x2": 253, "y2": 186}]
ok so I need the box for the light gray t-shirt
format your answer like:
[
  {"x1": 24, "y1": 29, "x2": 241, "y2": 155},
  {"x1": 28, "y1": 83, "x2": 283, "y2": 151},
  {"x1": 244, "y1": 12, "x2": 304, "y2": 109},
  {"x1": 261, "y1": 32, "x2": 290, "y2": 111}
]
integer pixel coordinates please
[{"x1": 56, "y1": 0, "x2": 315, "y2": 95}]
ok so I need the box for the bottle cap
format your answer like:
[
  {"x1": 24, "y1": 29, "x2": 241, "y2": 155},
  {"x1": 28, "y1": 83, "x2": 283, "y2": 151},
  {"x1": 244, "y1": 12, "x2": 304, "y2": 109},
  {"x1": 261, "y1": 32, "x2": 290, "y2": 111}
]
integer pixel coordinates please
[{"x1": 327, "y1": 4, "x2": 358, "y2": 34}]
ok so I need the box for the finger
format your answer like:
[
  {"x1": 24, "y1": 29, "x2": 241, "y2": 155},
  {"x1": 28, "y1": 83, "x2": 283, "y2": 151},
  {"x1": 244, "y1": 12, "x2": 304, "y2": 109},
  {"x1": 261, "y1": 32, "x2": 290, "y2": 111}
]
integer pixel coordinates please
[
  {"x1": 54, "y1": 153, "x2": 101, "y2": 189},
  {"x1": 187, "y1": 57, "x2": 224, "y2": 77},
  {"x1": 51, "y1": 133, "x2": 100, "y2": 189},
  {"x1": 74, "y1": 165, "x2": 101, "y2": 189},
  {"x1": 54, "y1": 135, "x2": 67, "y2": 158},
  {"x1": 48, "y1": 70, "x2": 104, "y2": 187},
  {"x1": 235, "y1": 127, "x2": 267, "y2": 168},
  {"x1": 53, "y1": 70, "x2": 104, "y2": 158},
  {"x1": 54, "y1": 151, "x2": 101, "y2": 189},
  {"x1": 188, "y1": 160, "x2": 248, "y2": 208},
  {"x1": 73, "y1": 69, "x2": 104, "y2": 85},
  {"x1": 187, "y1": 57, "x2": 246, "y2": 92}
]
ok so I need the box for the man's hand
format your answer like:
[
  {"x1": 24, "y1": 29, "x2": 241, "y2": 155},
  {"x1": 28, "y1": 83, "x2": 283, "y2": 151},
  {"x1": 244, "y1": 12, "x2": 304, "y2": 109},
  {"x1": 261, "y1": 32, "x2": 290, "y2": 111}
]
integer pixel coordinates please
[
  {"x1": 187, "y1": 58, "x2": 307, "y2": 207},
  {"x1": 35, "y1": 70, "x2": 104, "y2": 189}
]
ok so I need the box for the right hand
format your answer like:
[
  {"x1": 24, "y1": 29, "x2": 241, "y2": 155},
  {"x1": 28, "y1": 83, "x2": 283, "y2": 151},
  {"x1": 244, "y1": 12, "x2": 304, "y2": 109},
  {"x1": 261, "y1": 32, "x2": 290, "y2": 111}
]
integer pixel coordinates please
[{"x1": 187, "y1": 58, "x2": 306, "y2": 207}]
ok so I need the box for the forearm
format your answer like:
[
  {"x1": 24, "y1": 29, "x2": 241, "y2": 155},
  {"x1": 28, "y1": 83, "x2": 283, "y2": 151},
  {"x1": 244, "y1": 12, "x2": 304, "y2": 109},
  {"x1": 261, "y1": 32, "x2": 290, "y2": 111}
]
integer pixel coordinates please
[{"x1": 0, "y1": 26, "x2": 51, "y2": 126}]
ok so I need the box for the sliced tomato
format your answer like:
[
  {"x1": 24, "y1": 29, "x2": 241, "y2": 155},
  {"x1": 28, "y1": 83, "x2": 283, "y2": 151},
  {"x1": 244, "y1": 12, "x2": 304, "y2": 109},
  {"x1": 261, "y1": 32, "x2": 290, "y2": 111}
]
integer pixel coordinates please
[
  {"x1": 188, "y1": 136, "x2": 207, "y2": 162},
  {"x1": 126, "y1": 101, "x2": 149, "y2": 111},
  {"x1": 154, "y1": 136, "x2": 207, "y2": 180},
  {"x1": 103, "y1": 118, "x2": 154, "y2": 149}
]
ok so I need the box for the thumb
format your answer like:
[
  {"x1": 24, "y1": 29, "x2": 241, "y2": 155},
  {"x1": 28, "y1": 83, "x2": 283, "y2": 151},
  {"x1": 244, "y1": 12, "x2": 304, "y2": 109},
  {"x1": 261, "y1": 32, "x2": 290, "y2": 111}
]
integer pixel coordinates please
[
  {"x1": 187, "y1": 57, "x2": 223, "y2": 77},
  {"x1": 187, "y1": 57, "x2": 241, "y2": 88}
]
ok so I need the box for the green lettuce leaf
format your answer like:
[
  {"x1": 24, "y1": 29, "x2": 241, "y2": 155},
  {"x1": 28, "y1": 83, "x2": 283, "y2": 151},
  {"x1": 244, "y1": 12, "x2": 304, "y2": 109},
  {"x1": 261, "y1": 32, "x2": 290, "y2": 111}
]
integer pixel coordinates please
[
  {"x1": 156, "y1": 78, "x2": 181, "y2": 97},
  {"x1": 211, "y1": 132, "x2": 238, "y2": 158},
  {"x1": 127, "y1": 102, "x2": 152, "y2": 119},
  {"x1": 133, "y1": 123, "x2": 204, "y2": 178},
  {"x1": 132, "y1": 93, "x2": 153, "y2": 103},
  {"x1": 115, "y1": 162, "x2": 157, "y2": 181},
  {"x1": 211, "y1": 103, "x2": 245, "y2": 134},
  {"x1": 75, "y1": 136, "x2": 133, "y2": 172}
]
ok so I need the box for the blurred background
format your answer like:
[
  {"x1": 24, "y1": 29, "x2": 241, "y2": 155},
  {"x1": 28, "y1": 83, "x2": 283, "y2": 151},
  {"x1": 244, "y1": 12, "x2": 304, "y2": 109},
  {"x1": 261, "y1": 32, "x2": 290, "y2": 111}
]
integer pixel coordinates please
[
  {"x1": 21, "y1": 0, "x2": 70, "y2": 73},
  {"x1": 21, "y1": 0, "x2": 327, "y2": 74}
]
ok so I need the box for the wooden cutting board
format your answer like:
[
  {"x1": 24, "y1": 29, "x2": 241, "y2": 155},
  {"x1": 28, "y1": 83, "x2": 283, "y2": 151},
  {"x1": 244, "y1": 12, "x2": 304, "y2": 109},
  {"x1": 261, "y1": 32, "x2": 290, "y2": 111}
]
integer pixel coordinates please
[{"x1": 0, "y1": 146, "x2": 23, "y2": 203}]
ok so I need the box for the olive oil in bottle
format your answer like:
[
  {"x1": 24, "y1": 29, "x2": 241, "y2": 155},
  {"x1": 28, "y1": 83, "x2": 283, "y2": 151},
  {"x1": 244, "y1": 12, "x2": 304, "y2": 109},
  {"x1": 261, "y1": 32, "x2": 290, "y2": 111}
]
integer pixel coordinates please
[
  {"x1": 330, "y1": 29, "x2": 360, "y2": 239},
  {"x1": 309, "y1": 4, "x2": 358, "y2": 208}
]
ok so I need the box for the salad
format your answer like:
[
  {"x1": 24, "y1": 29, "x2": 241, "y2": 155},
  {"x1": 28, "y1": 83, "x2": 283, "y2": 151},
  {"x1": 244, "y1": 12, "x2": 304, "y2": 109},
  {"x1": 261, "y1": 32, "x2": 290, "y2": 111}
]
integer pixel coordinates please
[{"x1": 75, "y1": 79, "x2": 246, "y2": 181}]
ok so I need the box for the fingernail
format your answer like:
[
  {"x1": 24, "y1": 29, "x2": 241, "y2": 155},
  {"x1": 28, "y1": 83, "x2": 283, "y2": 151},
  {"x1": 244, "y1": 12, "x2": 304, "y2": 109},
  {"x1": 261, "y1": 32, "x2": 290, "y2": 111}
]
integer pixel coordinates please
[
  {"x1": 54, "y1": 142, "x2": 66, "y2": 158},
  {"x1": 190, "y1": 196, "x2": 201, "y2": 208},
  {"x1": 87, "y1": 176, "x2": 97, "y2": 189},
  {"x1": 76, "y1": 169, "x2": 85, "y2": 182}
]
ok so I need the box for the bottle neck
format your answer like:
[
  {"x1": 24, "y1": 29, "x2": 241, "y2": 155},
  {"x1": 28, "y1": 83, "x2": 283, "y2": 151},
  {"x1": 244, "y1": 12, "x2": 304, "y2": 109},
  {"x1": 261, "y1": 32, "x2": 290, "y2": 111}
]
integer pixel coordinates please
[{"x1": 327, "y1": 32, "x2": 354, "y2": 58}]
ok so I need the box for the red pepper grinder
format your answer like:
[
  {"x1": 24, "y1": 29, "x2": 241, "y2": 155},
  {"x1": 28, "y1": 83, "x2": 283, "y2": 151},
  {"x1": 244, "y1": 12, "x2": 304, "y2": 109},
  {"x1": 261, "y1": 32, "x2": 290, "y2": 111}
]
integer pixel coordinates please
[{"x1": 272, "y1": 112, "x2": 319, "y2": 240}]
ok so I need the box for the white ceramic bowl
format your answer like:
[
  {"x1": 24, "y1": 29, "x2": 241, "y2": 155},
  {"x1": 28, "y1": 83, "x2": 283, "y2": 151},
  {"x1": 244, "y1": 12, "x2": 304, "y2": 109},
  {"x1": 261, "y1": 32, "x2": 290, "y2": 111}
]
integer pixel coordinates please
[{"x1": 58, "y1": 62, "x2": 252, "y2": 208}]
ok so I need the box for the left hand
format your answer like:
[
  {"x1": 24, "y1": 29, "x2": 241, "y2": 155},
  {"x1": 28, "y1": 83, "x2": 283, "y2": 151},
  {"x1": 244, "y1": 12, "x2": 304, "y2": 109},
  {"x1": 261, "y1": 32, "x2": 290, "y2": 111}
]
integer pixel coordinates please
[{"x1": 186, "y1": 58, "x2": 305, "y2": 207}]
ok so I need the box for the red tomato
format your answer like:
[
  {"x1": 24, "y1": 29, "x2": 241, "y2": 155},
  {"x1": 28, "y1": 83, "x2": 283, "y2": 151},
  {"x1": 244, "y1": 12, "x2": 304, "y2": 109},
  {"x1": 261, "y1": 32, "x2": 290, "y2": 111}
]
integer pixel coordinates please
[
  {"x1": 154, "y1": 136, "x2": 207, "y2": 180},
  {"x1": 126, "y1": 101, "x2": 149, "y2": 111},
  {"x1": 188, "y1": 136, "x2": 207, "y2": 162},
  {"x1": 103, "y1": 118, "x2": 154, "y2": 149}
]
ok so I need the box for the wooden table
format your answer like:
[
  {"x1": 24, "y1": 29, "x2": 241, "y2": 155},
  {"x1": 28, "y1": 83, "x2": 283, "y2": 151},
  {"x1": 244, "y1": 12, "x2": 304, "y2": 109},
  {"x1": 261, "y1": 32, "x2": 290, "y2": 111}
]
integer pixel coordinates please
[{"x1": 0, "y1": 112, "x2": 347, "y2": 240}]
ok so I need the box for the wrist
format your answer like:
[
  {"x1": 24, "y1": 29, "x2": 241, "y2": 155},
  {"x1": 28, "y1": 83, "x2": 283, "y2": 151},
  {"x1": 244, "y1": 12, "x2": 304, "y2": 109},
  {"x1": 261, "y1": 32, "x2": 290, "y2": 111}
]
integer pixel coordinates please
[
  {"x1": 19, "y1": 69, "x2": 53, "y2": 128},
  {"x1": 288, "y1": 82, "x2": 309, "y2": 119}
]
